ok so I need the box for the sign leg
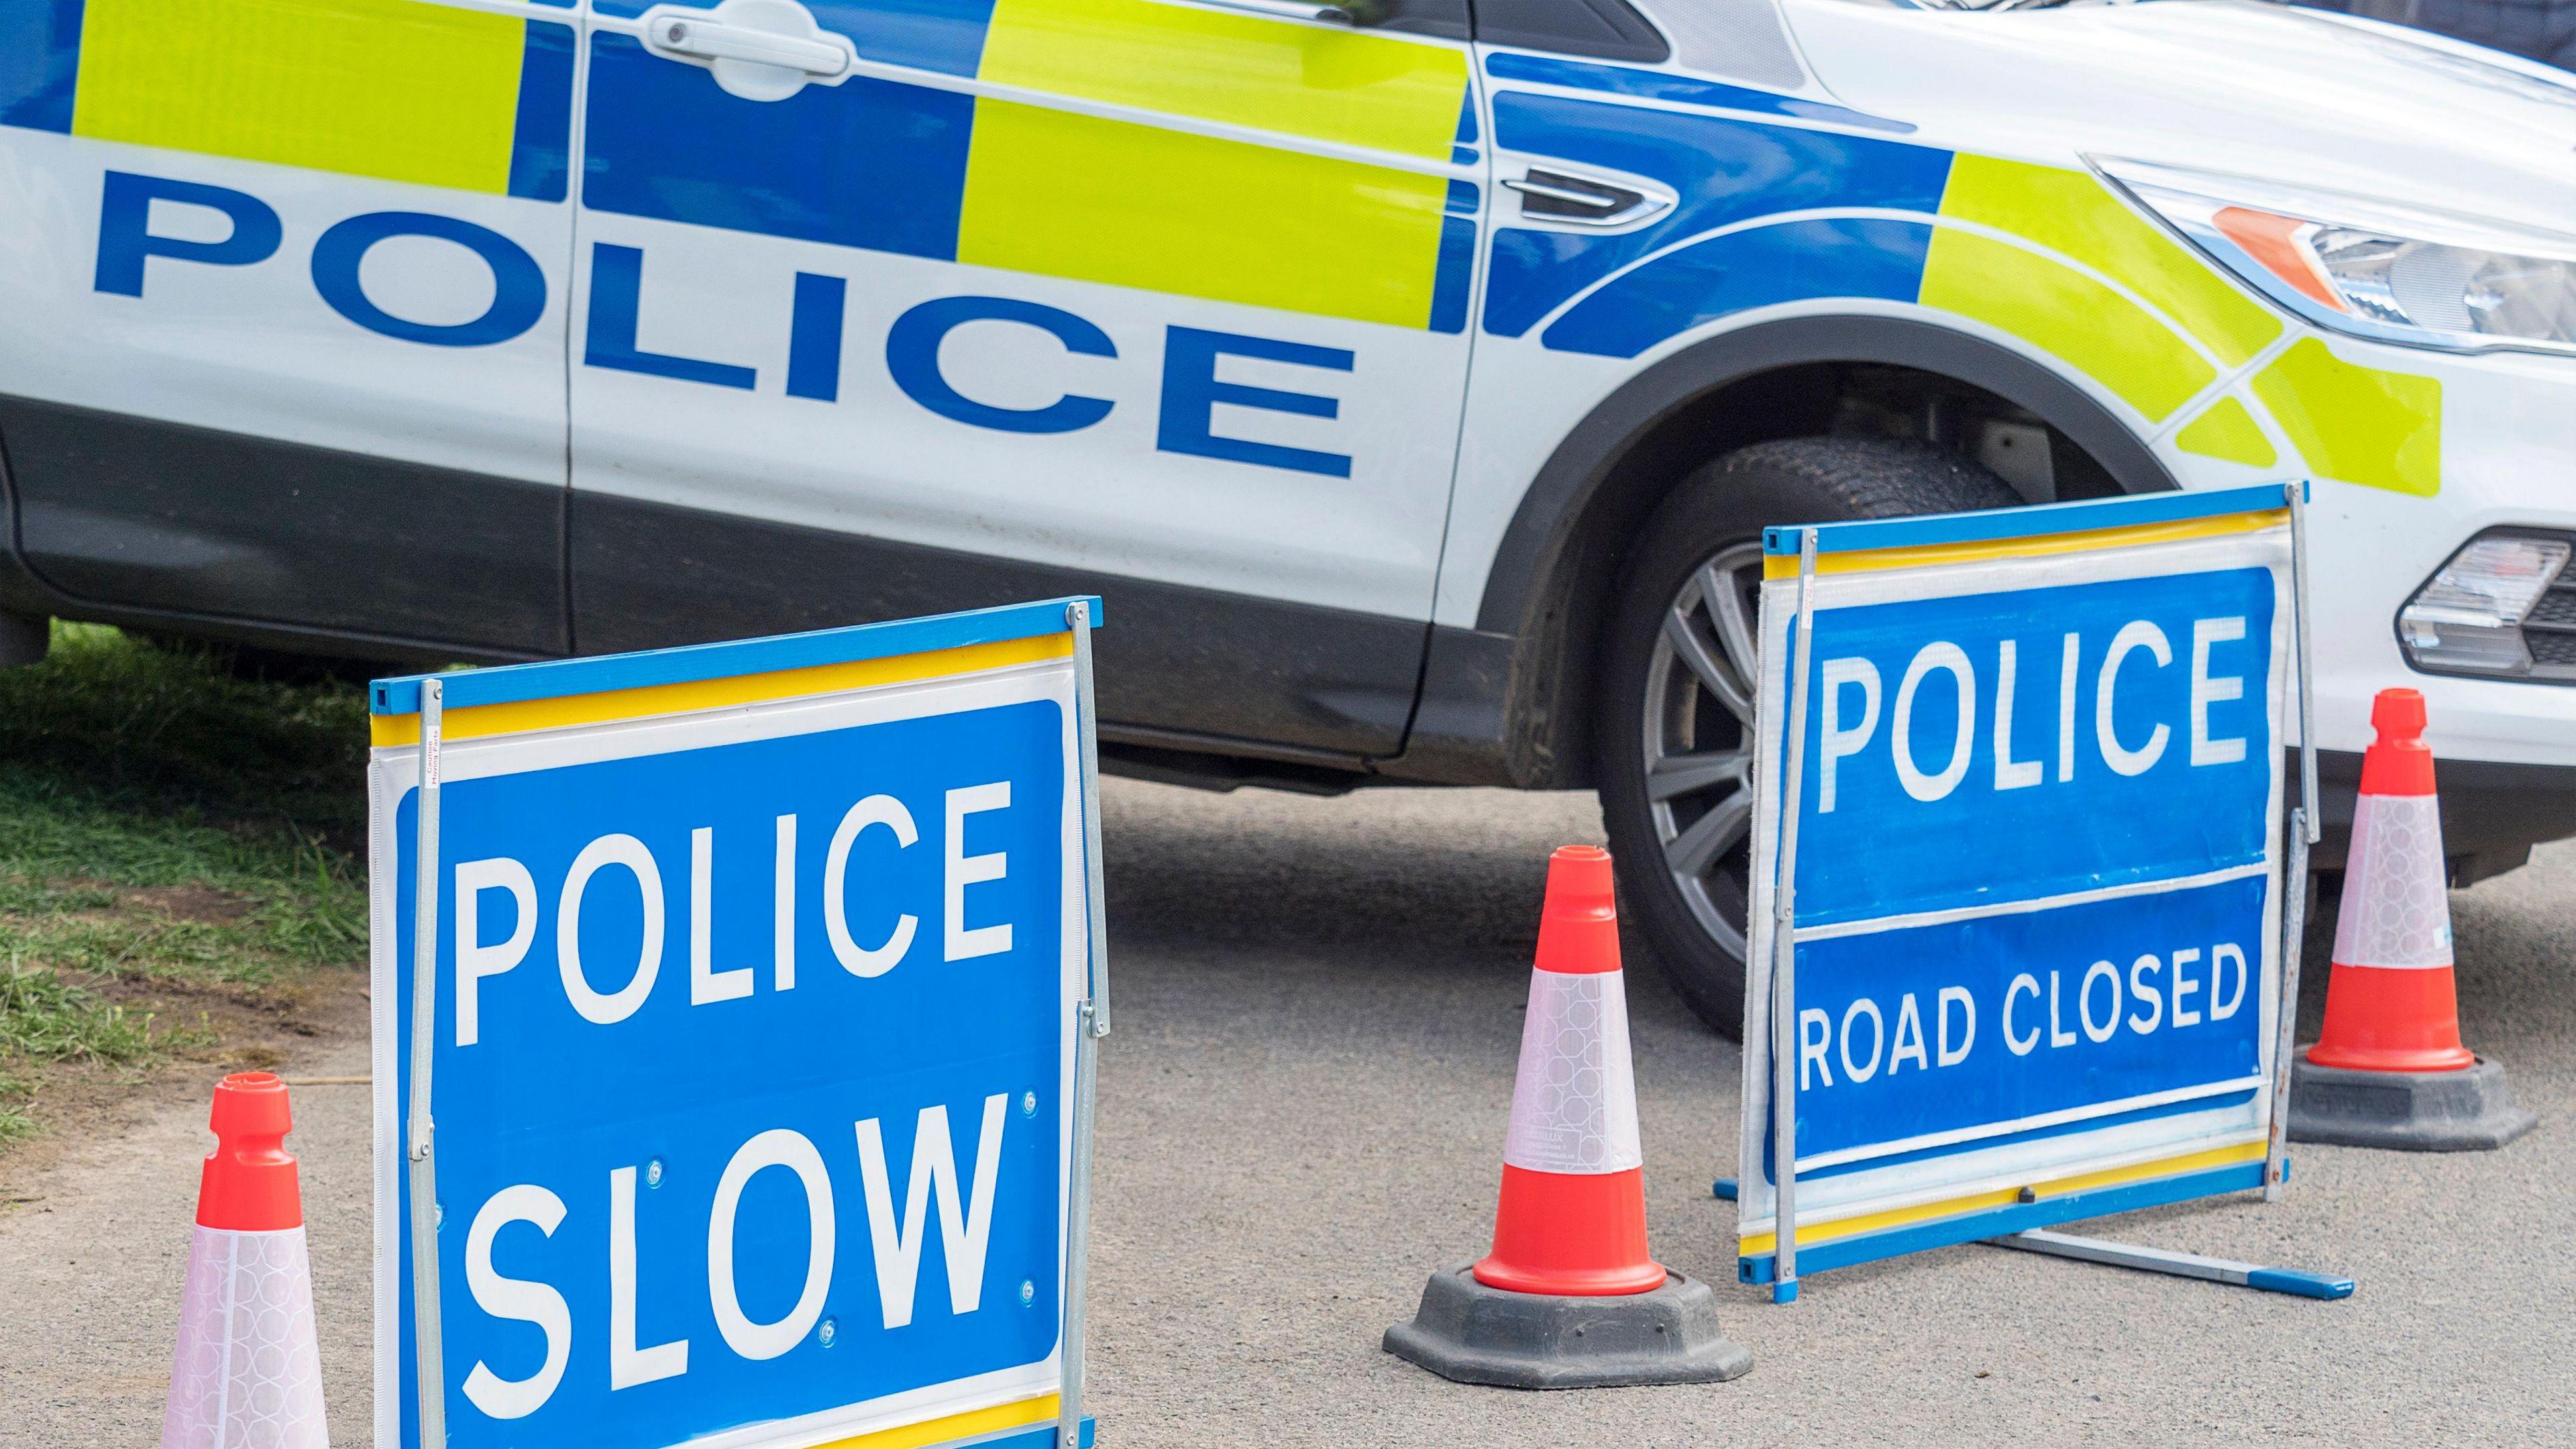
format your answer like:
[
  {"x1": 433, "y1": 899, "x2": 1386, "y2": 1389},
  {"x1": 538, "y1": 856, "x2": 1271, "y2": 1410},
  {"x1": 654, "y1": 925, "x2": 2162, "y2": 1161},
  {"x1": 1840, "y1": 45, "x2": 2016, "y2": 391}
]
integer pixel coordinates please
[
  {"x1": 1059, "y1": 600, "x2": 1111, "y2": 1449},
  {"x1": 1059, "y1": 1004, "x2": 1100, "y2": 1448},
  {"x1": 1765, "y1": 529, "x2": 1819, "y2": 1304},
  {"x1": 1987, "y1": 1229, "x2": 2351, "y2": 1299},
  {"x1": 406, "y1": 678, "x2": 447, "y2": 1449},
  {"x1": 2265, "y1": 809, "x2": 2312, "y2": 1201}
]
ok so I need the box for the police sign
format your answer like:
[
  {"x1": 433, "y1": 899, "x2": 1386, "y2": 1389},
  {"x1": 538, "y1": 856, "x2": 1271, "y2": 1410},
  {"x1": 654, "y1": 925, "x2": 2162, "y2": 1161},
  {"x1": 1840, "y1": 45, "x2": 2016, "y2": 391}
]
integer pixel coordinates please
[
  {"x1": 368, "y1": 599, "x2": 1108, "y2": 1449},
  {"x1": 1736, "y1": 485, "x2": 2318, "y2": 1298}
]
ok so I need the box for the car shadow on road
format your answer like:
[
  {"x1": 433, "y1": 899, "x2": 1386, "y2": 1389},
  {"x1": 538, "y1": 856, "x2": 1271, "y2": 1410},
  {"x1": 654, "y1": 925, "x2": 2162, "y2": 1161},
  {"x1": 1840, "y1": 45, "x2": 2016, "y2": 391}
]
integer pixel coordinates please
[{"x1": 1092, "y1": 775, "x2": 1723, "y2": 1054}]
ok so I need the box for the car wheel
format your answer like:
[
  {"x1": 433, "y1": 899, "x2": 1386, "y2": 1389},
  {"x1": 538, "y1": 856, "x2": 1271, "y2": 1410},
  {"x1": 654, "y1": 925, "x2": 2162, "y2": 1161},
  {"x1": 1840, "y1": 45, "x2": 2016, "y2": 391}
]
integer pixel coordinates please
[{"x1": 1596, "y1": 436, "x2": 2024, "y2": 1037}]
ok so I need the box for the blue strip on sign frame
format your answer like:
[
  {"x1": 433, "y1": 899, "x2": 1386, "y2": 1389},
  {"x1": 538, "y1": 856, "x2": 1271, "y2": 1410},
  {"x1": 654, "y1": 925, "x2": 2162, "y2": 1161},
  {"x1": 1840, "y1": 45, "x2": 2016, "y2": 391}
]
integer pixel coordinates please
[
  {"x1": 371, "y1": 597, "x2": 1102, "y2": 715},
  {"x1": 1760, "y1": 480, "x2": 2307, "y2": 557},
  {"x1": 1735, "y1": 484, "x2": 2304, "y2": 1290},
  {"x1": 367, "y1": 598, "x2": 1104, "y2": 1449}
]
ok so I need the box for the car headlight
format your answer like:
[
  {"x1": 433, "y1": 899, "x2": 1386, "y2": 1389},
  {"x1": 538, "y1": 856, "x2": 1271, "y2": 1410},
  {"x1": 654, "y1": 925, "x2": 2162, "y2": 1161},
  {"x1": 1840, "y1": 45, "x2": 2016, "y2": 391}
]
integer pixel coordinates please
[
  {"x1": 2096, "y1": 158, "x2": 2576, "y2": 357},
  {"x1": 2398, "y1": 533, "x2": 2576, "y2": 681}
]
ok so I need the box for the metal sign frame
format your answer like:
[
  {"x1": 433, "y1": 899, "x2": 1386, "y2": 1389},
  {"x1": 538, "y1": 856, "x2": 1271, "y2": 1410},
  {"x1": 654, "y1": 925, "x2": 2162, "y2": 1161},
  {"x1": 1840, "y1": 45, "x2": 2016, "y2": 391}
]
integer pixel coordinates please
[
  {"x1": 373, "y1": 597, "x2": 1109, "y2": 1449},
  {"x1": 1739, "y1": 483, "x2": 2339, "y2": 1303}
]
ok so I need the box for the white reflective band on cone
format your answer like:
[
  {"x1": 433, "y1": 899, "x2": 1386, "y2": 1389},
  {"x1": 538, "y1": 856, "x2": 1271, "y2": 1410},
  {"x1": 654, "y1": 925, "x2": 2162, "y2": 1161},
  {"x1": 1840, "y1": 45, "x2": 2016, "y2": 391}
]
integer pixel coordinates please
[
  {"x1": 1501, "y1": 969, "x2": 1644, "y2": 1175},
  {"x1": 2332, "y1": 793, "x2": 2454, "y2": 970},
  {"x1": 163, "y1": 1226, "x2": 329, "y2": 1449}
]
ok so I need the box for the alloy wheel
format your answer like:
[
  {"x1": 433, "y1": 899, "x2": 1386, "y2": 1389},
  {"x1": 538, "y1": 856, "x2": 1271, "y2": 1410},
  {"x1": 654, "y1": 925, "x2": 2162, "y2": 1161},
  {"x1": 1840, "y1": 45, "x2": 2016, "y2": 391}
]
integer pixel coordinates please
[{"x1": 1638, "y1": 539, "x2": 1766, "y2": 966}]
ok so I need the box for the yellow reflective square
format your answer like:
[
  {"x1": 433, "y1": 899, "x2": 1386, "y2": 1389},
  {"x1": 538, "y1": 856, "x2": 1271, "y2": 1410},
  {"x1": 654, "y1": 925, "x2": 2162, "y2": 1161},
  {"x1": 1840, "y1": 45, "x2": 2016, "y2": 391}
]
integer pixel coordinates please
[
  {"x1": 977, "y1": 0, "x2": 1466, "y2": 162},
  {"x1": 72, "y1": 0, "x2": 525, "y2": 195},
  {"x1": 959, "y1": 100, "x2": 1448, "y2": 329}
]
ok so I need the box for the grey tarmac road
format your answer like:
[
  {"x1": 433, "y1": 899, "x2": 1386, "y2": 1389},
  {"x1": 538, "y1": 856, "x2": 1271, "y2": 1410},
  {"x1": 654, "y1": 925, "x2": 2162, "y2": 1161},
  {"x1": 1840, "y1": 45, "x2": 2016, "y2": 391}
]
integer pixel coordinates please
[{"x1": 4, "y1": 777, "x2": 2571, "y2": 1447}]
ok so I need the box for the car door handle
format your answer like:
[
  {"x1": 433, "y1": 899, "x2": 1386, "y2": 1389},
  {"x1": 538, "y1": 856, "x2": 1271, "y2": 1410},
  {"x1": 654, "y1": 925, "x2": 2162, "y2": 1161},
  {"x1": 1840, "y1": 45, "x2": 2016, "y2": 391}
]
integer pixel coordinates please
[
  {"x1": 1502, "y1": 170, "x2": 1670, "y2": 227},
  {"x1": 651, "y1": 15, "x2": 849, "y2": 76},
  {"x1": 1191, "y1": 0, "x2": 1353, "y2": 23}
]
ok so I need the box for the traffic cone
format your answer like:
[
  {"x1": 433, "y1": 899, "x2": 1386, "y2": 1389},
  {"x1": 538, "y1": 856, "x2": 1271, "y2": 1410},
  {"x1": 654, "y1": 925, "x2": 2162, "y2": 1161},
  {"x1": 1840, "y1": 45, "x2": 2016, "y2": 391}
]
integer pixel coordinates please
[
  {"x1": 162, "y1": 1073, "x2": 330, "y2": 1448},
  {"x1": 1385, "y1": 846, "x2": 1751, "y2": 1389},
  {"x1": 2288, "y1": 690, "x2": 2535, "y2": 1151}
]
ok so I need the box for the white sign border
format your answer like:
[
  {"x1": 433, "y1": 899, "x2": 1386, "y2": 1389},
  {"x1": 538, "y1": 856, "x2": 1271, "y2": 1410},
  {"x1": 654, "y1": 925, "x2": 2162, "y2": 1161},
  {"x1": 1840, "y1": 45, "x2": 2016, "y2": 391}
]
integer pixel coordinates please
[
  {"x1": 366, "y1": 654, "x2": 1088, "y2": 1449},
  {"x1": 1735, "y1": 527, "x2": 2296, "y2": 1240}
]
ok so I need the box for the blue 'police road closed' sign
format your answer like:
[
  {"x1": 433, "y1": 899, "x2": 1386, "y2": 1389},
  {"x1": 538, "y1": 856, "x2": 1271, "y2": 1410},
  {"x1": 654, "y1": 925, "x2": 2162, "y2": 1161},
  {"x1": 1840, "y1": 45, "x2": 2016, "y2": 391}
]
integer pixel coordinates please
[
  {"x1": 367, "y1": 601, "x2": 1103, "y2": 1449},
  {"x1": 1736, "y1": 487, "x2": 2304, "y2": 1288}
]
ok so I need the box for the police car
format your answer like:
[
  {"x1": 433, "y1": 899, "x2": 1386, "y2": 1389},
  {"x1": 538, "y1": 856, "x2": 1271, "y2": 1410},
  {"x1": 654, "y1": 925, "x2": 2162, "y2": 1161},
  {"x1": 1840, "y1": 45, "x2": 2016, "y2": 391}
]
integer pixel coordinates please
[{"x1": 4, "y1": 0, "x2": 2573, "y2": 1033}]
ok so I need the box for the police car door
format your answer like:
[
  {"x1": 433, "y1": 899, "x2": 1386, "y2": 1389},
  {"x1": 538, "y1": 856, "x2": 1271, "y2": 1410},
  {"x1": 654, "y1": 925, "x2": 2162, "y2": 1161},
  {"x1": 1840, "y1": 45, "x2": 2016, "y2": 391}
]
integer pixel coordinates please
[
  {"x1": 0, "y1": 0, "x2": 577, "y2": 655},
  {"x1": 569, "y1": 0, "x2": 1485, "y2": 757}
]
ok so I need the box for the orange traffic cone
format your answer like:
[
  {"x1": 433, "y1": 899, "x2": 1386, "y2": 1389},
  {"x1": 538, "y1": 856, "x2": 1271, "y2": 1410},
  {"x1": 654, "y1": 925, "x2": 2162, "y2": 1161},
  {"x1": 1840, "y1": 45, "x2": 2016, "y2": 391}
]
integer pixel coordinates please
[
  {"x1": 1385, "y1": 846, "x2": 1750, "y2": 1388},
  {"x1": 1475, "y1": 845, "x2": 1662, "y2": 1296},
  {"x1": 2288, "y1": 690, "x2": 2535, "y2": 1150},
  {"x1": 162, "y1": 1073, "x2": 330, "y2": 1448}
]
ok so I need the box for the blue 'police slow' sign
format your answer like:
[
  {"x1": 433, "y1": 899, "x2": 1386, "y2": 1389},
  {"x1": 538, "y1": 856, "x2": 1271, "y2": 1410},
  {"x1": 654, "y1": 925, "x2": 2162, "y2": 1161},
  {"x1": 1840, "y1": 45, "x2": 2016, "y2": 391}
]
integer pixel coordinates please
[
  {"x1": 368, "y1": 600, "x2": 1104, "y2": 1449},
  {"x1": 1736, "y1": 487, "x2": 2302, "y2": 1289}
]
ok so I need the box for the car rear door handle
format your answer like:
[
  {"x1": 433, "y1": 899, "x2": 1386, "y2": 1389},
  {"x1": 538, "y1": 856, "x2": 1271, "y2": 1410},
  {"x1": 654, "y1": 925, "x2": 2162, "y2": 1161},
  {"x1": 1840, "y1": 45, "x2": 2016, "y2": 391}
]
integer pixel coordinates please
[
  {"x1": 1503, "y1": 170, "x2": 1670, "y2": 228},
  {"x1": 1192, "y1": 0, "x2": 1353, "y2": 23},
  {"x1": 650, "y1": 15, "x2": 848, "y2": 76}
]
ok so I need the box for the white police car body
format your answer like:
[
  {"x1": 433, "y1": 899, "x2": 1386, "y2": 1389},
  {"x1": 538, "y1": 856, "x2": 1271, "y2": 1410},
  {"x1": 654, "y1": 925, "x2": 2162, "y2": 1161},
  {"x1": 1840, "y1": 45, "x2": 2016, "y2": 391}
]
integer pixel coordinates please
[{"x1": 3, "y1": 0, "x2": 2572, "y2": 1031}]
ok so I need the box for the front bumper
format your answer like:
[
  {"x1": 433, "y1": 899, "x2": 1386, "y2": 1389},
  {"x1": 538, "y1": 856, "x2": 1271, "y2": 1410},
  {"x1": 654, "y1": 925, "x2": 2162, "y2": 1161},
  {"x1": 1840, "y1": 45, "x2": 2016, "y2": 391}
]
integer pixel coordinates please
[{"x1": 2293, "y1": 340, "x2": 2576, "y2": 866}]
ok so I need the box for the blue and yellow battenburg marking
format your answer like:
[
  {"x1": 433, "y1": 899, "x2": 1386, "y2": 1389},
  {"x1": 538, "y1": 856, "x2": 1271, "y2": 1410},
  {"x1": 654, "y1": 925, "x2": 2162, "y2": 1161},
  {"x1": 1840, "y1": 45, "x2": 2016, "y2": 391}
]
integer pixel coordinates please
[
  {"x1": 1, "y1": 0, "x2": 1474, "y2": 330},
  {"x1": 1486, "y1": 56, "x2": 2441, "y2": 496},
  {"x1": 0, "y1": 0, "x2": 574, "y2": 199},
  {"x1": 1, "y1": 0, "x2": 2443, "y2": 490},
  {"x1": 1479, "y1": 57, "x2": 1951, "y2": 347},
  {"x1": 581, "y1": 0, "x2": 1479, "y2": 333},
  {"x1": 1481, "y1": 55, "x2": 2282, "y2": 397}
]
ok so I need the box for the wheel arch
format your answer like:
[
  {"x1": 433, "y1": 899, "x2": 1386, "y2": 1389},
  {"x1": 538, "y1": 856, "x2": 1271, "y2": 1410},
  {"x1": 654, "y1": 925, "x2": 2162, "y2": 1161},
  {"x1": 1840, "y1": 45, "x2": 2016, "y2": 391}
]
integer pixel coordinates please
[{"x1": 1454, "y1": 315, "x2": 2184, "y2": 790}]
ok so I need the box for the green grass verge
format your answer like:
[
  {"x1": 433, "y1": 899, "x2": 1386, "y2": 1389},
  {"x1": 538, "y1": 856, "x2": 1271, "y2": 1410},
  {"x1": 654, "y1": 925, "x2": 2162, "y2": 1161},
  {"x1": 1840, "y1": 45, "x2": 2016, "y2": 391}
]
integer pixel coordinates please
[
  {"x1": 0, "y1": 1074, "x2": 30, "y2": 1148},
  {"x1": 0, "y1": 624, "x2": 372, "y2": 1142}
]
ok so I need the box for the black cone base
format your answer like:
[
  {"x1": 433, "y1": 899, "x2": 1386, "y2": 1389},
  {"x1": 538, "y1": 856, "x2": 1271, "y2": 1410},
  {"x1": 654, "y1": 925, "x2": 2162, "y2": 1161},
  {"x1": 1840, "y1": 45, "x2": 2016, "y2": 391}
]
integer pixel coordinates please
[
  {"x1": 1383, "y1": 1264, "x2": 1754, "y2": 1389},
  {"x1": 2288, "y1": 1054, "x2": 2537, "y2": 1152}
]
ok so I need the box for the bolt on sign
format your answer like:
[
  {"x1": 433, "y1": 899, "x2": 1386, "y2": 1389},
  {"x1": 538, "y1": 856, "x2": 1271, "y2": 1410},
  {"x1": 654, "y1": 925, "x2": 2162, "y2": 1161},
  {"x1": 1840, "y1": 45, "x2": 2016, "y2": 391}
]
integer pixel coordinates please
[
  {"x1": 1737, "y1": 484, "x2": 2323, "y2": 1300},
  {"x1": 368, "y1": 600, "x2": 1110, "y2": 1449}
]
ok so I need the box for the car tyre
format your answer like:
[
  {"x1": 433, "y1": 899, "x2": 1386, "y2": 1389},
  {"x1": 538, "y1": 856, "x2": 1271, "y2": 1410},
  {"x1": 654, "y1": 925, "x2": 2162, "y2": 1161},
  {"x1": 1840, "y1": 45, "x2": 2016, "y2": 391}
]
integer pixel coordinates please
[{"x1": 1596, "y1": 436, "x2": 2024, "y2": 1037}]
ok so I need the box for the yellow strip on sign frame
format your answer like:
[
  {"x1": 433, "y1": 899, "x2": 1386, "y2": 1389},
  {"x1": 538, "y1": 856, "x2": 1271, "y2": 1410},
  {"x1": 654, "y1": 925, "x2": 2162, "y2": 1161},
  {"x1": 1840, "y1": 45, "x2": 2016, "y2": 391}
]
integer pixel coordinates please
[
  {"x1": 1760, "y1": 508, "x2": 2287, "y2": 580},
  {"x1": 1735, "y1": 1138, "x2": 2265, "y2": 1257},
  {"x1": 369, "y1": 634, "x2": 1073, "y2": 747},
  {"x1": 809, "y1": 1393, "x2": 1062, "y2": 1449}
]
